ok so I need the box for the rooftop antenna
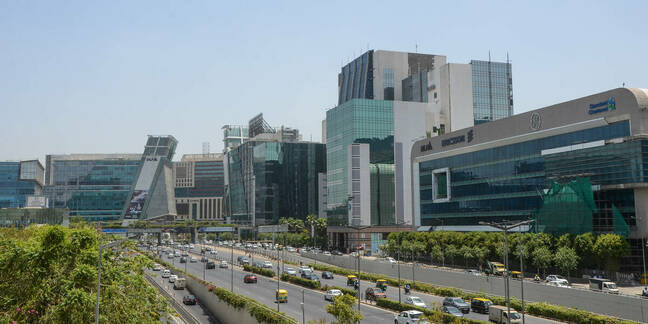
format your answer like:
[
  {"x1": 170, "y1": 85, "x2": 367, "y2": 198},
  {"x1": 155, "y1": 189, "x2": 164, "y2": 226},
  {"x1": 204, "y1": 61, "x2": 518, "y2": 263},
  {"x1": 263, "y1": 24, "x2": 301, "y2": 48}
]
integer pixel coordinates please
[{"x1": 489, "y1": 50, "x2": 491, "y2": 62}]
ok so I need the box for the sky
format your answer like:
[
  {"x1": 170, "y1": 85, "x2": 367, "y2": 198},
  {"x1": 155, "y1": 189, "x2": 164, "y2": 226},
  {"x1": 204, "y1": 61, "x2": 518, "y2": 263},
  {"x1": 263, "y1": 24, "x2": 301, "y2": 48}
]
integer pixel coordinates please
[{"x1": 1, "y1": 0, "x2": 647, "y2": 162}]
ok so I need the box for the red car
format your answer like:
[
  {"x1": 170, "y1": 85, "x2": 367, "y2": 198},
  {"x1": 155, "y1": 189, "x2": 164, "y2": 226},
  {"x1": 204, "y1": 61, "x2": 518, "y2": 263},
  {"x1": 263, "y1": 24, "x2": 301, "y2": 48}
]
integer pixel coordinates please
[{"x1": 244, "y1": 274, "x2": 257, "y2": 283}]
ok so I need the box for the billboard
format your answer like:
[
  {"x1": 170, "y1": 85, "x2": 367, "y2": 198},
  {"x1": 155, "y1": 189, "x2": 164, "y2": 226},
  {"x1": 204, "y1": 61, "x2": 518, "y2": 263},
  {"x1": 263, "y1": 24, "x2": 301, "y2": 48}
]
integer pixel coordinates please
[
  {"x1": 124, "y1": 156, "x2": 160, "y2": 219},
  {"x1": 125, "y1": 190, "x2": 147, "y2": 219}
]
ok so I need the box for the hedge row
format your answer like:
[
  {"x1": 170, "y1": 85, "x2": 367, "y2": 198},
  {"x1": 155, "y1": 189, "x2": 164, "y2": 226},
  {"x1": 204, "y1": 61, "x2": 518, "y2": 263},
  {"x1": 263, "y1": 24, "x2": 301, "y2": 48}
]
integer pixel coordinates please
[
  {"x1": 243, "y1": 264, "x2": 276, "y2": 277},
  {"x1": 375, "y1": 299, "x2": 489, "y2": 324},
  {"x1": 141, "y1": 250, "x2": 297, "y2": 324},
  {"x1": 307, "y1": 263, "x2": 639, "y2": 324},
  {"x1": 280, "y1": 274, "x2": 321, "y2": 289}
]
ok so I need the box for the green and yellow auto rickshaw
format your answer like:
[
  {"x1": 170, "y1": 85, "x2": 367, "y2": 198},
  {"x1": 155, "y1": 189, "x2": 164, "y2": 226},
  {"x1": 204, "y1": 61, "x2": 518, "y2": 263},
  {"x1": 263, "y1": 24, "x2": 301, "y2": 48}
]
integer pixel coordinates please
[
  {"x1": 376, "y1": 279, "x2": 388, "y2": 292},
  {"x1": 347, "y1": 275, "x2": 358, "y2": 286},
  {"x1": 276, "y1": 289, "x2": 288, "y2": 303}
]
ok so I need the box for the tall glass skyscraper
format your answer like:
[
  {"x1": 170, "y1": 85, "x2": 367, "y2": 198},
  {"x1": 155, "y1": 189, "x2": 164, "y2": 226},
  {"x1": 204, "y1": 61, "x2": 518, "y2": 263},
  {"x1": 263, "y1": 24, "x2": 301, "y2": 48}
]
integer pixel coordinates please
[
  {"x1": 471, "y1": 60, "x2": 513, "y2": 125},
  {"x1": 0, "y1": 161, "x2": 43, "y2": 208}
]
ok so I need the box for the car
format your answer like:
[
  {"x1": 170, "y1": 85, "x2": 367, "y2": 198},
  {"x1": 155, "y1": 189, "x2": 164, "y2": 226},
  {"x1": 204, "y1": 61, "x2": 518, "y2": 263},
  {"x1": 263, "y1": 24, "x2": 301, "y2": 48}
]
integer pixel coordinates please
[
  {"x1": 325, "y1": 289, "x2": 342, "y2": 301},
  {"x1": 471, "y1": 298, "x2": 493, "y2": 314},
  {"x1": 237, "y1": 256, "x2": 246, "y2": 263},
  {"x1": 219, "y1": 260, "x2": 228, "y2": 268},
  {"x1": 383, "y1": 257, "x2": 396, "y2": 264},
  {"x1": 206, "y1": 261, "x2": 216, "y2": 269},
  {"x1": 394, "y1": 310, "x2": 425, "y2": 324},
  {"x1": 153, "y1": 264, "x2": 162, "y2": 271},
  {"x1": 210, "y1": 250, "x2": 218, "y2": 255},
  {"x1": 298, "y1": 266, "x2": 312, "y2": 274},
  {"x1": 547, "y1": 279, "x2": 570, "y2": 288},
  {"x1": 443, "y1": 297, "x2": 469, "y2": 314},
  {"x1": 190, "y1": 257, "x2": 197, "y2": 263},
  {"x1": 442, "y1": 306, "x2": 464, "y2": 318},
  {"x1": 332, "y1": 250, "x2": 343, "y2": 256},
  {"x1": 283, "y1": 267, "x2": 297, "y2": 276},
  {"x1": 323, "y1": 251, "x2": 332, "y2": 256},
  {"x1": 181, "y1": 252, "x2": 189, "y2": 257},
  {"x1": 183, "y1": 295, "x2": 197, "y2": 305},
  {"x1": 179, "y1": 257, "x2": 187, "y2": 263},
  {"x1": 189, "y1": 244, "x2": 194, "y2": 249},
  {"x1": 168, "y1": 275, "x2": 178, "y2": 283},
  {"x1": 244, "y1": 274, "x2": 258, "y2": 283},
  {"x1": 262, "y1": 261, "x2": 273, "y2": 269},
  {"x1": 546, "y1": 275, "x2": 569, "y2": 284},
  {"x1": 253, "y1": 261, "x2": 264, "y2": 268},
  {"x1": 167, "y1": 253, "x2": 174, "y2": 259},
  {"x1": 465, "y1": 269, "x2": 482, "y2": 276},
  {"x1": 161, "y1": 270, "x2": 171, "y2": 278},
  {"x1": 404, "y1": 296, "x2": 427, "y2": 308},
  {"x1": 205, "y1": 247, "x2": 212, "y2": 252},
  {"x1": 365, "y1": 287, "x2": 386, "y2": 301},
  {"x1": 321, "y1": 271, "x2": 334, "y2": 279},
  {"x1": 300, "y1": 271, "x2": 313, "y2": 278}
]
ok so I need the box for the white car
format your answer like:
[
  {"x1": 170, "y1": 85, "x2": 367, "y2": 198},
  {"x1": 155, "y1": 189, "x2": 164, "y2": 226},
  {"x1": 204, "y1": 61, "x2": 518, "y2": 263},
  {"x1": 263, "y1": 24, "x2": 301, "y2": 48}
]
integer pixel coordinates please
[
  {"x1": 168, "y1": 275, "x2": 178, "y2": 283},
  {"x1": 283, "y1": 267, "x2": 297, "y2": 276},
  {"x1": 219, "y1": 260, "x2": 229, "y2": 268},
  {"x1": 323, "y1": 251, "x2": 332, "y2": 256},
  {"x1": 262, "y1": 261, "x2": 273, "y2": 269},
  {"x1": 189, "y1": 244, "x2": 194, "y2": 249},
  {"x1": 383, "y1": 257, "x2": 396, "y2": 264},
  {"x1": 547, "y1": 279, "x2": 570, "y2": 288},
  {"x1": 161, "y1": 270, "x2": 171, "y2": 278},
  {"x1": 394, "y1": 310, "x2": 426, "y2": 324},
  {"x1": 324, "y1": 289, "x2": 343, "y2": 301},
  {"x1": 404, "y1": 296, "x2": 427, "y2": 308},
  {"x1": 546, "y1": 275, "x2": 569, "y2": 284},
  {"x1": 153, "y1": 264, "x2": 162, "y2": 271},
  {"x1": 167, "y1": 253, "x2": 174, "y2": 259},
  {"x1": 298, "y1": 266, "x2": 313, "y2": 274}
]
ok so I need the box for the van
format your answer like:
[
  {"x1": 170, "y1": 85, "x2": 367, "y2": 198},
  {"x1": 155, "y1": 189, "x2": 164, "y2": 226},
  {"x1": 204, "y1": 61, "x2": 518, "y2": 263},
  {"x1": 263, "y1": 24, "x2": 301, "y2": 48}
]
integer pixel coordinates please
[
  {"x1": 173, "y1": 278, "x2": 186, "y2": 290},
  {"x1": 161, "y1": 270, "x2": 171, "y2": 278},
  {"x1": 488, "y1": 305, "x2": 521, "y2": 324}
]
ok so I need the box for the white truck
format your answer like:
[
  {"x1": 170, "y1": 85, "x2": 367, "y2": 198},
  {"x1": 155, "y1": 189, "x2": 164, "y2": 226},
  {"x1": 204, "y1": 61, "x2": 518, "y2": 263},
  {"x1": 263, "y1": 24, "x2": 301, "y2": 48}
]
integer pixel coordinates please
[
  {"x1": 589, "y1": 278, "x2": 619, "y2": 294},
  {"x1": 173, "y1": 278, "x2": 186, "y2": 290},
  {"x1": 489, "y1": 305, "x2": 522, "y2": 324}
]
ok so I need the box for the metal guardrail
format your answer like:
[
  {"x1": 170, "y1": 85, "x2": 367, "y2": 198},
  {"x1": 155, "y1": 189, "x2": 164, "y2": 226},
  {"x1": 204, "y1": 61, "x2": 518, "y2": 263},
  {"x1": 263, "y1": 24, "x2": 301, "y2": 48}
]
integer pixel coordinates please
[{"x1": 145, "y1": 273, "x2": 201, "y2": 324}]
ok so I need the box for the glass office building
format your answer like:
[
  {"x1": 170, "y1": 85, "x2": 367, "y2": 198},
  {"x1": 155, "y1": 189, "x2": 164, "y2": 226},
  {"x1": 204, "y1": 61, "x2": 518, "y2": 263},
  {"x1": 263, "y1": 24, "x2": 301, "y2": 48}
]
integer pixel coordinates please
[
  {"x1": 326, "y1": 99, "x2": 395, "y2": 226},
  {"x1": 226, "y1": 141, "x2": 326, "y2": 225},
  {"x1": 0, "y1": 161, "x2": 43, "y2": 208},
  {"x1": 471, "y1": 60, "x2": 513, "y2": 125},
  {"x1": 412, "y1": 88, "x2": 648, "y2": 271}
]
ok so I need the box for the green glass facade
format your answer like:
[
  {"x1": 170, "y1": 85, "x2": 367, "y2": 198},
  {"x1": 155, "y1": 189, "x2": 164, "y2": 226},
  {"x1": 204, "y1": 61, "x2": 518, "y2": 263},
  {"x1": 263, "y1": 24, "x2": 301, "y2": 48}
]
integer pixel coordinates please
[
  {"x1": 471, "y1": 60, "x2": 513, "y2": 125},
  {"x1": 326, "y1": 99, "x2": 395, "y2": 225},
  {"x1": 226, "y1": 141, "x2": 326, "y2": 225}
]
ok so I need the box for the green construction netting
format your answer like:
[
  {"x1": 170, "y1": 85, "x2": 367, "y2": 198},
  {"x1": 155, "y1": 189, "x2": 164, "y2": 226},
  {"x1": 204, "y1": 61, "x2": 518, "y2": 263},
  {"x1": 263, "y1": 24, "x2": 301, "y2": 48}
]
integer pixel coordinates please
[
  {"x1": 534, "y1": 177, "x2": 595, "y2": 235},
  {"x1": 613, "y1": 205, "x2": 630, "y2": 237}
]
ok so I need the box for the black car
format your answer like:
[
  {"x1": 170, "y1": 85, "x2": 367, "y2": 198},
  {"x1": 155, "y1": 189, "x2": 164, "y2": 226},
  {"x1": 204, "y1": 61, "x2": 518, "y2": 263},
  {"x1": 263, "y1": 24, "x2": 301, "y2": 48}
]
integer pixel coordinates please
[
  {"x1": 179, "y1": 257, "x2": 187, "y2": 263},
  {"x1": 253, "y1": 261, "x2": 264, "y2": 268},
  {"x1": 443, "y1": 297, "x2": 470, "y2": 314},
  {"x1": 321, "y1": 271, "x2": 334, "y2": 279},
  {"x1": 470, "y1": 298, "x2": 493, "y2": 314},
  {"x1": 183, "y1": 295, "x2": 197, "y2": 305},
  {"x1": 206, "y1": 261, "x2": 216, "y2": 269},
  {"x1": 302, "y1": 273, "x2": 319, "y2": 281},
  {"x1": 332, "y1": 251, "x2": 343, "y2": 256}
]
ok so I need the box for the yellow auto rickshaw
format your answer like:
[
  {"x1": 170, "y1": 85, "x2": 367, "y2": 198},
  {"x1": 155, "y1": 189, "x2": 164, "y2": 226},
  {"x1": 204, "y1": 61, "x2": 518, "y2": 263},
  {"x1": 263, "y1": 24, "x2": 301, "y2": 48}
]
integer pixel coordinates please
[
  {"x1": 276, "y1": 289, "x2": 288, "y2": 303},
  {"x1": 346, "y1": 275, "x2": 358, "y2": 286},
  {"x1": 511, "y1": 271, "x2": 523, "y2": 279},
  {"x1": 376, "y1": 279, "x2": 388, "y2": 292}
]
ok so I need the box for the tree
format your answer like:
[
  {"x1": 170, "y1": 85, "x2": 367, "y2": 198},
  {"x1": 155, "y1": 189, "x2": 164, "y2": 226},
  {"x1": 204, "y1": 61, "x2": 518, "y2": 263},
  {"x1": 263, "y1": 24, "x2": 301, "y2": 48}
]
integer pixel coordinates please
[
  {"x1": 554, "y1": 246, "x2": 579, "y2": 278},
  {"x1": 557, "y1": 234, "x2": 573, "y2": 249},
  {"x1": 593, "y1": 234, "x2": 630, "y2": 278},
  {"x1": 574, "y1": 232, "x2": 596, "y2": 269},
  {"x1": 429, "y1": 245, "x2": 443, "y2": 265},
  {"x1": 326, "y1": 294, "x2": 363, "y2": 324},
  {"x1": 532, "y1": 246, "x2": 553, "y2": 277},
  {"x1": 459, "y1": 245, "x2": 475, "y2": 267},
  {"x1": 220, "y1": 232, "x2": 234, "y2": 241}
]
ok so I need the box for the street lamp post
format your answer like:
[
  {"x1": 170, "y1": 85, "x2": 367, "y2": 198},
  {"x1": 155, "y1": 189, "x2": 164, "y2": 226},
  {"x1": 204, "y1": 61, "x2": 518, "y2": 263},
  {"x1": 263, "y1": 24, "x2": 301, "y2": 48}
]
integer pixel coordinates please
[
  {"x1": 480, "y1": 219, "x2": 535, "y2": 324},
  {"x1": 230, "y1": 243, "x2": 234, "y2": 292},
  {"x1": 397, "y1": 250, "x2": 401, "y2": 303},
  {"x1": 95, "y1": 237, "x2": 126, "y2": 324}
]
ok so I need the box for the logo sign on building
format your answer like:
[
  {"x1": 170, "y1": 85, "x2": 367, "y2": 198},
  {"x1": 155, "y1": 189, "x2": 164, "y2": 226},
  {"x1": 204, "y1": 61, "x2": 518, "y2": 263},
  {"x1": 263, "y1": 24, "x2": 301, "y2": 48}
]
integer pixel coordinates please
[
  {"x1": 420, "y1": 141, "x2": 433, "y2": 152},
  {"x1": 588, "y1": 97, "x2": 616, "y2": 115},
  {"x1": 441, "y1": 130, "x2": 474, "y2": 147},
  {"x1": 530, "y1": 112, "x2": 542, "y2": 130}
]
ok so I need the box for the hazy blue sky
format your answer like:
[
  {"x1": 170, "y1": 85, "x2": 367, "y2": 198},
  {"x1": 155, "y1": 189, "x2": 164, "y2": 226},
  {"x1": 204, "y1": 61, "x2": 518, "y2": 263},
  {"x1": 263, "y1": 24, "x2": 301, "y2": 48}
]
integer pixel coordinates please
[{"x1": 1, "y1": 0, "x2": 646, "y2": 161}]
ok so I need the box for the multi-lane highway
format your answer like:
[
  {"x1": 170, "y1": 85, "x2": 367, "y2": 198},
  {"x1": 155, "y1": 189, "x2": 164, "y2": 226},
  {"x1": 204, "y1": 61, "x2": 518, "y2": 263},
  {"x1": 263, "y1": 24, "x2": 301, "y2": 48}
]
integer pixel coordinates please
[
  {"x1": 157, "y1": 247, "x2": 394, "y2": 323},
  {"x1": 186, "y1": 243, "x2": 559, "y2": 324}
]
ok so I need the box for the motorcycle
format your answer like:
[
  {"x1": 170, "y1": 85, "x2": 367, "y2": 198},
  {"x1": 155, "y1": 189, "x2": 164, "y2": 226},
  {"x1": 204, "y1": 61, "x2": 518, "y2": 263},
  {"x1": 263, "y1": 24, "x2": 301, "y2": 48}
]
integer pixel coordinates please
[{"x1": 404, "y1": 285, "x2": 411, "y2": 294}]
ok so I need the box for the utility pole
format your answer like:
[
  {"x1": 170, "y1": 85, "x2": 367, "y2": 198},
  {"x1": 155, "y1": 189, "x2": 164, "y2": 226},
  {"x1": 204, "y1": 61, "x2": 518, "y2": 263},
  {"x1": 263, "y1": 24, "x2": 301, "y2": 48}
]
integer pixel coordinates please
[
  {"x1": 480, "y1": 219, "x2": 535, "y2": 324},
  {"x1": 230, "y1": 244, "x2": 234, "y2": 292},
  {"x1": 301, "y1": 289, "x2": 305, "y2": 324},
  {"x1": 397, "y1": 250, "x2": 401, "y2": 303}
]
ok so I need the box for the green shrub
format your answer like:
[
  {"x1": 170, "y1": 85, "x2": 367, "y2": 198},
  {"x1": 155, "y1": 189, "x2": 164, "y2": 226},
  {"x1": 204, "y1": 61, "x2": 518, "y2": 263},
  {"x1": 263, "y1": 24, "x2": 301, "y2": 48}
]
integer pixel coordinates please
[
  {"x1": 244, "y1": 264, "x2": 276, "y2": 277},
  {"x1": 375, "y1": 299, "x2": 488, "y2": 324},
  {"x1": 280, "y1": 274, "x2": 320, "y2": 289}
]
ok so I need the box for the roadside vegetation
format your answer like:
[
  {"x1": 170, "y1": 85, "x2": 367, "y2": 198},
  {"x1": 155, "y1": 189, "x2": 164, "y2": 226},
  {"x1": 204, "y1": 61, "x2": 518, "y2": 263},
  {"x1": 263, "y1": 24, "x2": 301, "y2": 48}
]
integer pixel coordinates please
[{"x1": 0, "y1": 224, "x2": 167, "y2": 323}]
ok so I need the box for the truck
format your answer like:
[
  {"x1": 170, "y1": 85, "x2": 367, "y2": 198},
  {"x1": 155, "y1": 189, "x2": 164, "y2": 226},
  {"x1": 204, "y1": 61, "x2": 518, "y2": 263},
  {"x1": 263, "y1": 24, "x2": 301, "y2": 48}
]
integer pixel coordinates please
[
  {"x1": 588, "y1": 278, "x2": 619, "y2": 294},
  {"x1": 488, "y1": 305, "x2": 522, "y2": 324},
  {"x1": 173, "y1": 278, "x2": 186, "y2": 290},
  {"x1": 485, "y1": 261, "x2": 506, "y2": 276}
]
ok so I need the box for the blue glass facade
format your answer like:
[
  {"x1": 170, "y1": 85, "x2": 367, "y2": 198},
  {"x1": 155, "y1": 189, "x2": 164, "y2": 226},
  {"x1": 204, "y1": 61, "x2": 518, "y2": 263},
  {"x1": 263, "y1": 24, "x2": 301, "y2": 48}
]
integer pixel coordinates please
[
  {"x1": 471, "y1": 60, "x2": 513, "y2": 125},
  {"x1": 0, "y1": 162, "x2": 38, "y2": 208},
  {"x1": 45, "y1": 159, "x2": 141, "y2": 221},
  {"x1": 338, "y1": 51, "x2": 374, "y2": 104},
  {"x1": 419, "y1": 121, "x2": 635, "y2": 230}
]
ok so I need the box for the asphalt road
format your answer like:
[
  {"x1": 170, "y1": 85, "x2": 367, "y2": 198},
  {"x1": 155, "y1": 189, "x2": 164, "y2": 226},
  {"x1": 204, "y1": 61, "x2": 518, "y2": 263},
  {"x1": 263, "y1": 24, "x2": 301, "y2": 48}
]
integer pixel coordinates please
[
  {"x1": 163, "y1": 249, "x2": 394, "y2": 323},
  {"x1": 147, "y1": 268, "x2": 218, "y2": 324},
  {"x1": 194, "y1": 244, "x2": 558, "y2": 324}
]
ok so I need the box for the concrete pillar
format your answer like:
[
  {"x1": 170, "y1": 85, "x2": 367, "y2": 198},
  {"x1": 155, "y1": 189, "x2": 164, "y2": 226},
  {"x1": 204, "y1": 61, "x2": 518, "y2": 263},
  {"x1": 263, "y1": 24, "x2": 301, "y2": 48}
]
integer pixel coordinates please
[{"x1": 191, "y1": 227, "x2": 197, "y2": 244}]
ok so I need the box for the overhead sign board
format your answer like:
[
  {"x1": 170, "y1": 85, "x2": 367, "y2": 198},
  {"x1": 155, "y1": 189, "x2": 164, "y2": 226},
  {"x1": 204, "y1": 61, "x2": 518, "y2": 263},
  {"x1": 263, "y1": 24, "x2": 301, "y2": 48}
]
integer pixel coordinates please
[
  {"x1": 102, "y1": 228, "x2": 127, "y2": 234},
  {"x1": 198, "y1": 227, "x2": 236, "y2": 233},
  {"x1": 258, "y1": 224, "x2": 289, "y2": 233},
  {"x1": 127, "y1": 228, "x2": 162, "y2": 233}
]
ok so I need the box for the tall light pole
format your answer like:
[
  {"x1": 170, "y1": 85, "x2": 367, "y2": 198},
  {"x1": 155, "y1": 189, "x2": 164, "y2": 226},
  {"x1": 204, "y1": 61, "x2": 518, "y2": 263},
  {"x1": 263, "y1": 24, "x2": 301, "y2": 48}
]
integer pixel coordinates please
[
  {"x1": 397, "y1": 250, "x2": 401, "y2": 303},
  {"x1": 96, "y1": 237, "x2": 126, "y2": 324},
  {"x1": 230, "y1": 243, "x2": 234, "y2": 292},
  {"x1": 480, "y1": 219, "x2": 534, "y2": 324}
]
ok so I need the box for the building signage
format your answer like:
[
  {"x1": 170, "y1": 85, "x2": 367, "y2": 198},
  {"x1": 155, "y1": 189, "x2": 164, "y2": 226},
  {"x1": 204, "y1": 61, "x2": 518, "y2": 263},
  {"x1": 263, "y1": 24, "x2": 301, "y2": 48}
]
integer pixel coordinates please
[
  {"x1": 442, "y1": 130, "x2": 474, "y2": 147},
  {"x1": 420, "y1": 141, "x2": 433, "y2": 152},
  {"x1": 588, "y1": 97, "x2": 616, "y2": 115}
]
